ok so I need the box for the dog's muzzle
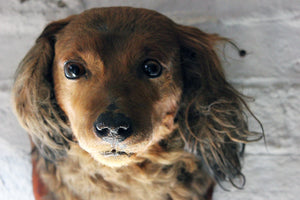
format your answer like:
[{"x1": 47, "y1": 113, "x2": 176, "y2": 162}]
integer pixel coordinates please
[{"x1": 93, "y1": 112, "x2": 133, "y2": 144}]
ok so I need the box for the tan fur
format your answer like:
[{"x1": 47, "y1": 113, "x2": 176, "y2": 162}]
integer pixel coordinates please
[{"x1": 12, "y1": 7, "x2": 263, "y2": 200}]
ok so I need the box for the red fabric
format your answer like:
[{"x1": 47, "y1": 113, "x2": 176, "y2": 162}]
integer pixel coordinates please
[
  {"x1": 204, "y1": 183, "x2": 215, "y2": 200},
  {"x1": 32, "y1": 157, "x2": 49, "y2": 200},
  {"x1": 31, "y1": 140, "x2": 49, "y2": 200}
]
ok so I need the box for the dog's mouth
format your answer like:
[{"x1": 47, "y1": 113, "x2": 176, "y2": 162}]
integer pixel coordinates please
[{"x1": 100, "y1": 149, "x2": 134, "y2": 157}]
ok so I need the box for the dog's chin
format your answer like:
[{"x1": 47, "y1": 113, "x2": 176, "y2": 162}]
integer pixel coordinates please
[{"x1": 91, "y1": 150, "x2": 136, "y2": 168}]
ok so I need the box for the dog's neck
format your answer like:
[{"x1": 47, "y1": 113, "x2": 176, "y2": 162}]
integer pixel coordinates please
[{"x1": 37, "y1": 131, "x2": 214, "y2": 200}]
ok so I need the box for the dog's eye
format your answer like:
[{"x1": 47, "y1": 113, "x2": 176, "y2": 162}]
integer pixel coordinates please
[
  {"x1": 64, "y1": 62, "x2": 86, "y2": 79},
  {"x1": 142, "y1": 60, "x2": 162, "y2": 78}
]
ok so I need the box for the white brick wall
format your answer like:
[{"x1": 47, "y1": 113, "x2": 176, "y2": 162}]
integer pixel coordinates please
[{"x1": 1, "y1": 0, "x2": 299, "y2": 199}]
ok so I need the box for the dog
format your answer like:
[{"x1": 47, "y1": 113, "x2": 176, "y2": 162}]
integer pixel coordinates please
[{"x1": 12, "y1": 7, "x2": 263, "y2": 200}]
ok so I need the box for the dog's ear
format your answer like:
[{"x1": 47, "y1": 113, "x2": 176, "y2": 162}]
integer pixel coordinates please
[
  {"x1": 176, "y1": 25, "x2": 263, "y2": 189},
  {"x1": 12, "y1": 16, "x2": 75, "y2": 161}
]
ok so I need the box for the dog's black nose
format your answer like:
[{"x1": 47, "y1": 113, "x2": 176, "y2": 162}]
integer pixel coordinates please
[{"x1": 94, "y1": 112, "x2": 132, "y2": 143}]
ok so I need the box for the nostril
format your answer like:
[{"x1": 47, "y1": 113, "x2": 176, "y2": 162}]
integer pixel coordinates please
[
  {"x1": 120, "y1": 125, "x2": 128, "y2": 129},
  {"x1": 118, "y1": 125, "x2": 129, "y2": 131},
  {"x1": 94, "y1": 121, "x2": 111, "y2": 138},
  {"x1": 95, "y1": 126, "x2": 110, "y2": 138},
  {"x1": 117, "y1": 126, "x2": 131, "y2": 137}
]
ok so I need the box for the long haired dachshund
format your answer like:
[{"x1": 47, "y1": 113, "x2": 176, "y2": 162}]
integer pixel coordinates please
[{"x1": 12, "y1": 7, "x2": 263, "y2": 200}]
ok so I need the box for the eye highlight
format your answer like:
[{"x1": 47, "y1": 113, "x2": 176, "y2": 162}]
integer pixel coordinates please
[
  {"x1": 142, "y1": 60, "x2": 162, "y2": 78},
  {"x1": 64, "y1": 61, "x2": 86, "y2": 80}
]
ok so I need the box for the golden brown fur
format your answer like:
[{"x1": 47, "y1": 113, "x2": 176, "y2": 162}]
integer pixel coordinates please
[{"x1": 12, "y1": 7, "x2": 263, "y2": 200}]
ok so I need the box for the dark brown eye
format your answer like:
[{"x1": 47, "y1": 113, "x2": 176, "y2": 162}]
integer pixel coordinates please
[
  {"x1": 142, "y1": 60, "x2": 162, "y2": 78},
  {"x1": 64, "y1": 62, "x2": 86, "y2": 79}
]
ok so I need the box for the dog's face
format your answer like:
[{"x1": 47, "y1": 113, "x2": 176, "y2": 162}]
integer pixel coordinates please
[{"x1": 52, "y1": 8, "x2": 183, "y2": 166}]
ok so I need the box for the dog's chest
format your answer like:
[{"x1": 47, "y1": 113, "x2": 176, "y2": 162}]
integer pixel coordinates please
[
  {"x1": 56, "y1": 148, "x2": 180, "y2": 200},
  {"x1": 51, "y1": 144, "x2": 213, "y2": 200}
]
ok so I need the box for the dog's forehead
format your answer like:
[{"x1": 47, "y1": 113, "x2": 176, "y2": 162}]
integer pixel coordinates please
[
  {"x1": 73, "y1": 7, "x2": 176, "y2": 34},
  {"x1": 60, "y1": 7, "x2": 179, "y2": 47},
  {"x1": 56, "y1": 7, "x2": 179, "y2": 67}
]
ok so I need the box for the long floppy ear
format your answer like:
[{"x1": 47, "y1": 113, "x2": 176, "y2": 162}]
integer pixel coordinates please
[
  {"x1": 176, "y1": 25, "x2": 263, "y2": 189},
  {"x1": 12, "y1": 16, "x2": 75, "y2": 161}
]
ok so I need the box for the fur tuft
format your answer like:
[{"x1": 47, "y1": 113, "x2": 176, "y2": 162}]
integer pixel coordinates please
[
  {"x1": 176, "y1": 24, "x2": 263, "y2": 188},
  {"x1": 12, "y1": 17, "x2": 75, "y2": 161}
]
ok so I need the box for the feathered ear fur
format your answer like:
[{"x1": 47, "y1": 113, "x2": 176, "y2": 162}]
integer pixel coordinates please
[
  {"x1": 176, "y1": 25, "x2": 263, "y2": 189},
  {"x1": 12, "y1": 16, "x2": 75, "y2": 161}
]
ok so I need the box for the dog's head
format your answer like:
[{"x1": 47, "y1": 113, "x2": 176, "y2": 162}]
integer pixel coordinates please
[
  {"x1": 13, "y1": 7, "x2": 262, "y2": 186},
  {"x1": 51, "y1": 8, "x2": 185, "y2": 167}
]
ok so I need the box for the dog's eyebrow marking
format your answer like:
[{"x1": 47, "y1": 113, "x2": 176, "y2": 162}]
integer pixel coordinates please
[
  {"x1": 62, "y1": 55, "x2": 87, "y2": 67},
  {"x1": 142, "y1": 47, "x2": 174, "y2": 70}
]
